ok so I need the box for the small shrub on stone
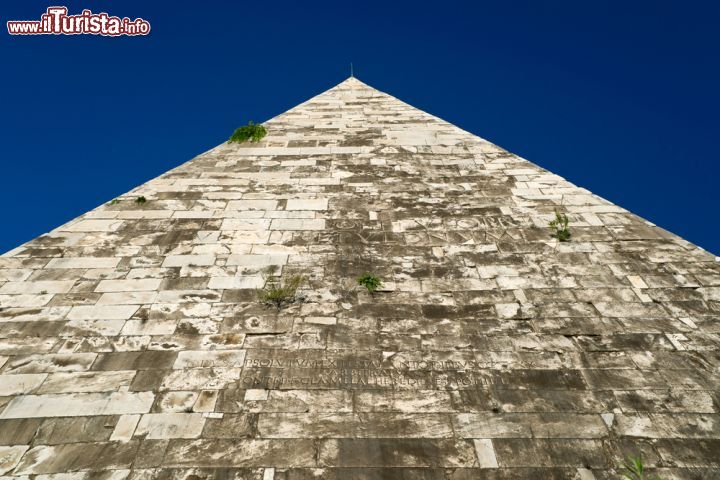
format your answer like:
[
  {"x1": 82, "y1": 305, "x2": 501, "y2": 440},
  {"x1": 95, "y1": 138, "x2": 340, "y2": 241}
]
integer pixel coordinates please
[
  {"x1": 229, "y1": 121, "x2": 267, "y2": 143},
  {"x1": 549, "y1": 210, "x2": 571, "y2": 242},
  {"x1": 257, "y1": 266, "x2": 303, "y2": 309},
  {"x1": 357, "y1": 273, "x2": 382, "y2": 294},
  {"x1": 135, "y1": 196, "x2": 147, "y2": 204}
]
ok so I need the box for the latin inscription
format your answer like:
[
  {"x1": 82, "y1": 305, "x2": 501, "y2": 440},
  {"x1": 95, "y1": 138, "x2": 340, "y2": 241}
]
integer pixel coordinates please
[{"x1": 239, "y1": 355, "x2": 505, "y2": 390}]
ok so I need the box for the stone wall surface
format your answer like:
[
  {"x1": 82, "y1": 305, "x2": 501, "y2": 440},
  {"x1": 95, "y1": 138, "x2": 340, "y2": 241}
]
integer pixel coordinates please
[{"x1": 1, "y1": 77, "x2": 719, "y2": 479}]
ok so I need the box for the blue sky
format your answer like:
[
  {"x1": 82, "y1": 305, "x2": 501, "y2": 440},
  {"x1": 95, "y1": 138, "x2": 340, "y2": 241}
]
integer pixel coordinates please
[{"x1": 2, "y1": 1, "x2": 718, "y2": 254}]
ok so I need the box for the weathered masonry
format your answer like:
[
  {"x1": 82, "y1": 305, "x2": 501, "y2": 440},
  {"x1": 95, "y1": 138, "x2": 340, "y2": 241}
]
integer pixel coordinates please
[{"x1": 1, "y1": 77, "x2": 719, "y2": 479}]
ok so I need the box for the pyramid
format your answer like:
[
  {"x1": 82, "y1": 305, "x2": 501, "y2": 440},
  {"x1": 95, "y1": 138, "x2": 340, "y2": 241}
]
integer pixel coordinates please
[{"x1": 1, "y1": 77, "x2": 719, "y2": 478}]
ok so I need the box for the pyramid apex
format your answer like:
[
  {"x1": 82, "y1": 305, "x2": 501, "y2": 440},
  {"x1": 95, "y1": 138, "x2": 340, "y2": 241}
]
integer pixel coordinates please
[
  {"x1": 339, "y1": 76, "x2": 365, "y2": 86},
  {"x1": 327, "y1": 76, "x2": 372, "y2": 92}
]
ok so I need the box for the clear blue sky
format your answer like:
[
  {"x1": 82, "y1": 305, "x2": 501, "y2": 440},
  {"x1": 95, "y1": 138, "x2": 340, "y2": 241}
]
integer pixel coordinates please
[{"x1": 2, "y1": 1, "x2": 718, "y2": 254}]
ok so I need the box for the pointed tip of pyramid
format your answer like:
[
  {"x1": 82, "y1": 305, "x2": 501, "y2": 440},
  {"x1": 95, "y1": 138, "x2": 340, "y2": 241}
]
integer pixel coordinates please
[{"x1": 337, "y1": 76, "x2": 368, "y2": 87}]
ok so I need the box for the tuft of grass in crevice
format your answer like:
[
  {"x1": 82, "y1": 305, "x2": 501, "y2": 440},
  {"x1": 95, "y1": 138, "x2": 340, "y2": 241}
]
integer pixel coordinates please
[
  {"x1": 257, "y1": 265, "x2": 304, "y2": 310},
  {"x1": 357, "y1": 273, "x2": 382, "y2": 294},
  {"x1": 135, "y1": 196, "x2": 147, "y2": 204},
  {"x1": 229, "y1": 121, "x2": 267, "y2": 143},
  {"x1": 621, "y1": 456, "x2": 662, "y2": 480},
  {"x1": 549, "y1": 210, "x2": 571, "y2": 242}
]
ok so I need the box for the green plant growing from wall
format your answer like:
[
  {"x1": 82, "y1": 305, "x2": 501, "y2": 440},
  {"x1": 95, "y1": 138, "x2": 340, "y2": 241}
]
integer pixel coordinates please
[
  {"x1": 135, "y1": 196, "x2": 147, "y2": 204},
  {"x1": 229, "y1": 121, "x2": 267, "y2": 143},
  {"x1": 108, "y1": 199, "x2": 120, "y2": 206},
  {"x1": 621, "y1": 456, "x2": 662, "y2": 480},
  {"x1": 549, "y1": 210, "x2": 571, "y2": 242},
  {"x1": 357, "y1": 273, "x2": 382, "y2": 294},
  {"x1": 257, "y1": 265, "x2": 304, "y2": 310}
]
